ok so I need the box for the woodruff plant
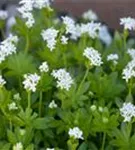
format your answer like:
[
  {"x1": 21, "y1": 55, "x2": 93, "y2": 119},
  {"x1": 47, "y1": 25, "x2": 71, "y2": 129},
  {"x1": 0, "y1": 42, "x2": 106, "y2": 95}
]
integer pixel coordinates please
[{"x1": 0, "y1": 0, "x2": 135, "y2": 149}]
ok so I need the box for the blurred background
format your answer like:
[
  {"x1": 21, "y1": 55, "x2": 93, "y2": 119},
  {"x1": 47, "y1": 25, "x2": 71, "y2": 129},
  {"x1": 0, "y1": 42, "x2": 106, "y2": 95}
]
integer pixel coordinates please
[{"x1": 0, "y1": 0, "x2": 135, "y2": 30}]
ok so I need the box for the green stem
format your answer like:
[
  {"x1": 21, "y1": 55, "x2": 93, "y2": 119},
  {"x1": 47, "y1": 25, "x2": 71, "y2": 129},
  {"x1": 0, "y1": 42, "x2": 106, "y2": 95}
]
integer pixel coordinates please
[
  {"x1": 25, "y1": 33, "x2": 29, "y2": 53},
  {"x1": 27, "y1": 91, "x2": 31, "y2": 109},
  {"x1": 101, "y1": 132, "x2": 106, "y2": 150},
  {"x1": 39, "y1": 91, "x2": 43, "y2": 117},
  {"x1": 123, "y1": 29, "x2": 128, "y2": 50},
  {"x1": 9, "y1": 119, "x2": 12, "y2": 131},
  {"x1": 77, "y1": 67, "x2": 89, "y2": 94}
]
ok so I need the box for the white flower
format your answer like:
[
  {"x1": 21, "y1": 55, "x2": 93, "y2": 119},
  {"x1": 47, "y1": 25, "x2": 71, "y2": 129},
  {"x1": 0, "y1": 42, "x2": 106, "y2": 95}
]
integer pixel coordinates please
[
  {"x1": 0, "y1": 35, "x2": 18, "y2": 63},
  {"x1": 107, "y1": 53, "x2": 119, "y2": 65},
  {"x1": 23, "y1": 73, "x2": 41, "y2": 92},
  {"x1": 8, "y1": 102, "x2": 18, "y2": 111},
  {"x1": 18, "y1": 0, "x2": 35, "y2": 28},
  {"x1": 0, "y1": 10, "x2": 8, "y2": 20},
  {"x1": 0, "y1": 75, "x2": 6, "y2": 87},
  {"x1": 83, "y1": 47, "x2": 103, "y2": 66},
  {"x1": 120, "y1": 17, "x2": 135, "y2": 30},
  {"x1": 33, "y1": 0, "x2": 51, "y2": 9},
  {"x1": 127, "y1": 48, "x2": 135, "y2": 59},
  {"x1": 80, "y1": 22, "x2": 101, "y2": 39},
  {"x1": 62, "y1": 16, "x2": 76, "y2": 35},
  {"x1": 99, "y1": 25, "x2": 112, "y2": 46},
  {"x1": 46, "y1": 148, "x2": 54, "y2": 150},
  {"x1": 61, "y1": 35, "x2": 68, "y2": 45},
  {"x1": 51, "y1": 69, "x2": 74, "y2": 91},
  {"x1": 39, "y1": 61, "x2": 49, "y2": 73},
  {"x1": 41, "y1": 28, "x2": 59, "y2": 51},
  {"x1": 13, "y1": 93, "x2": 21, "y2": 101},
  {"x1": 82, "y1": 10, "x2": 98, "y2": 21},
  {"x1": 120, "y1": 102, "x2": 135, "y2": 122},
  {"x1": 122, "y1": 59, "x2": 135, "y2": 82},
  {"x1": 68, "y1": 127, "x2": 84, "y2": 140},
  {"x1": 13, "y1": 142, "x2": 23, "y2": 150},
  {"x1": 49, "y1": 100, "x2": 58, "y2": 109}
]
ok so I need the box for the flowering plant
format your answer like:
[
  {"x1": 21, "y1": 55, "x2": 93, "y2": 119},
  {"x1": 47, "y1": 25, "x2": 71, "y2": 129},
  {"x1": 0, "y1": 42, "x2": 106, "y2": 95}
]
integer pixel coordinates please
[{"x1": 0, "y1": 0, "x2": 135, "y2": 150}]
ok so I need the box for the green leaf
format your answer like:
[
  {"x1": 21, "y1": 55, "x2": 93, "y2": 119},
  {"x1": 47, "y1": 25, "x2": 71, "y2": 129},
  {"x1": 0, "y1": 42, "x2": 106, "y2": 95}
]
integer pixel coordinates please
[
  {"x1": 33, "y1": 117, "x2": 54, "y2": 130},
  {"x1": 6, "y1": 52, "x2": 36, "y2": 77}
]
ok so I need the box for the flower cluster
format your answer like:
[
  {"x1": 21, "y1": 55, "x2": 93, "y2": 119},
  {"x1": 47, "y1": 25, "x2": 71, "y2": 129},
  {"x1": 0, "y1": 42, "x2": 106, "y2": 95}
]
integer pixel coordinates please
[
  {"x1": 51, "y1": 69, "x2": 74, "y2": 91},
  {"x1": 13, "y1": 142, "x2": 23, "y2": 150},
  {"x1": 80, "y1": 22, "x2": 101, "y2": 39},
  {"x1": 49, "y1": 100, "x2": 58, "y2": 109},
  {"x1": 61, "y1": 35, "x2": 68, "y2": 45},
  {"x1": 122, "y1": 59, "x2": 135, "y2": 82},
  {"x1": 22, "y1": 73, "x2": 41, "y2": 92},
  {"x1": 120, "y1": 17, "x2": 135, "y2": 30},
  {"x1": 41, "y1": 27, "x2": 59, "y2": 51},
  {"x1": 8, "y1": 102, "x2": 18, "y2": 111},
  {"x1": 107, "y1": 53, "x2": 119, "y2": 65},
  {"x1": 33, "y1": 0, "x2": 52, "y2": 9},
  {"x1": 39, "y1": 61, "x2": 49, "y2": 73},
  {"x1": 18, "y1": 0, "x2": 52, "y2": 28},
  {"x1": 13, "y1": 93, "x2": 21, "y2": 101},
  {"x1": 120, "y1": 102, "x2": 135, "y2": 122},
  {"x1": 0, "y1": 10, "x2": 8, "y2": 20},
  {"x1": 0, "y1": 34, "x2": 18, "y2": 63},
  {"x1": 18, "y1": 0, "x2": 35, "y2": 28},
  {"x1": 82, "y1": 9, "x2": 98, "y2": 21},
  {"x1": 68, "y1": 127, "x2": 84, "y2": 140},
  {"x1": 0, "y1": 75, "x2": 6, "y2": 87},
  {"x1": 127, "y1": 48, "x2": 135, "y2": 59},
  {"x1": 83, "y1": 47, "x2": 103, "y2": 66}
]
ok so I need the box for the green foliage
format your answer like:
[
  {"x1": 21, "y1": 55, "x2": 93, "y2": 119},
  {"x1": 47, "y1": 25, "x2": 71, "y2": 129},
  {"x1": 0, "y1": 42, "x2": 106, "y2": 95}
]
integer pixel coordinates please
[{"x1": 0, "y1": 1, "x2": 134, "y2": 149}]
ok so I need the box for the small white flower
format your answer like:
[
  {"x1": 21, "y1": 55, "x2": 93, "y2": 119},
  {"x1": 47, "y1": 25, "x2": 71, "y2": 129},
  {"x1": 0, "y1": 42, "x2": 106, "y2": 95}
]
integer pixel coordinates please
[
  {"x1": 23, "y1": 73, "x2": 41, "y2": 92},
  {"x1": 83, "y1": 47, "x2": 103, "y2": 66},
  {"x1": 33, "y1": 0, "x2": 51, "y2": 9},
  {"x1": 107, "y1": 53, "x2": 119, "y2": 65},
  {"x1": 41, "y1": 27, "x2": 59, "y2": 51},
  {"x1": 127, "y1": 48, "x2": 135, "y2": 59},
  {"x1": 0, "y1": 75, "x2": 6, "y2": 87},
  {"x1": 49, "y1": 100, "x2": 58, "y2": 109},
  {"x1": 18, "y1": 0, "x2": 35, "y2": 28},
  {"x1": 82, "y1": 10, "x2": 98, "y2": 21},
  {"x1": 13, "y1": 93, "x2": 21, "y2": 101},
  {"x1": 62, "y1": 16, "x2": 76, "y2": 35},
  {"x1": 46, "y1": 148, "x2": 54, "y2": 150},
  {"x1": 122, "y1": 59, "x2": 135, "y2": 82},
  {"x1": 61, "y1": 35, "x2": 68, "y2": 45},
  {"x1": 120, "y1": 102, "x2": 135, "y2": 122},
  {"x1": 0, "y1": 35, "x2": 18, "y2": 64},
  {"x1": 39, "y1": 61, "x2": 49, "y2": 73},
  {"x1": 13, "y1": 142, "x2": 23, "y2": 150},
  {"x1": 51, "y1": 69, "x2": 74, "y2": 91},
  {"x1": 0, "y1": 10, "x2": 8, "y2": 20},
  {"x1": 99, "y1": 25, "x2": 112, "y2": 46},
  {"x1": 8, "y1": 102, "x2": 18, "y2": 111},
  {"x1": 68, "y1": 127, "x2": 84, "y2": 140},
  {"x1": 80, "y1": 22, "x2": 101, "y2": 39},
  {"x1": 120, "y1": 17, "x2": 135, "y2": 30}
]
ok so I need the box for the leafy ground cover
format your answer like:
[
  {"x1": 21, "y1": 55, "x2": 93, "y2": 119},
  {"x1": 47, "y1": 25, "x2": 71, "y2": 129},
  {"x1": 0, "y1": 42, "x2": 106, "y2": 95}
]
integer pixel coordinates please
[{"x1": 0, "y1": 1, "x2": 135, "y2": 150}]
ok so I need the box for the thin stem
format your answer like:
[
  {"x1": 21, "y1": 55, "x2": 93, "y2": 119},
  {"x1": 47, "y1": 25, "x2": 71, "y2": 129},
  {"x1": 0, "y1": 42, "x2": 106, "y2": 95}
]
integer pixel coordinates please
[
  {"x1": 27, "y1": 91, "x2": 31, "y2": 109},
  {"x1": 25, "y1": 33, "x2": 29, "y2": 53},
  {"x1": 101, "y1": 132, "x2": 106, "y2": 150},
  {"x1": 39, "y1": 91, "x2": 43, "y2": 117},
  {"x1": 77, "y1": 67, "x2": 89, "y2": 94},
  {"x1": 9, "y1": 119, "x2": 12, "y2": 131}
]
